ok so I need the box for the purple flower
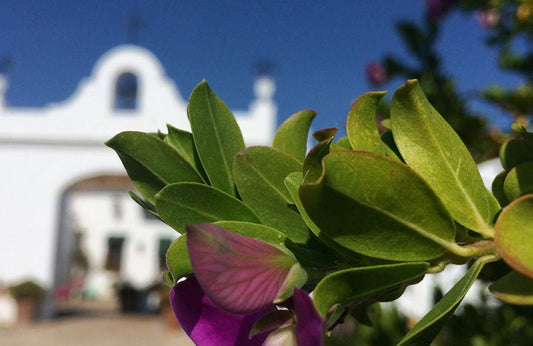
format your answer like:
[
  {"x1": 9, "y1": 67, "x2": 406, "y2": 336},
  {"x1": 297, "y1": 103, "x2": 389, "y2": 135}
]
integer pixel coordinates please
[
  {"x1": 426, "y1": 0, "x2": 457, "y2": 22},
  {"x1": 170, "y1": 276, "x2": 274, "y2": 346},
  {"x1": 293, "y1": 288, "x2": 324, "y2": 346},
  {"x1": 476, "y1": 10, "x2": 500, "y2": 28},
  {"x1": 169, "y1": 223, "x2": 324, "y2": 345},
  {"x1": 365, "y1": 62, "x2": 387, "y2": 86}
]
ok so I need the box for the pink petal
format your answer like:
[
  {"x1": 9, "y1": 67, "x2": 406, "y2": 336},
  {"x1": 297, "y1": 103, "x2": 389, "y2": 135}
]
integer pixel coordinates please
[{"x1": 186, "y1": 223, "x2": 297, "y2": 314}]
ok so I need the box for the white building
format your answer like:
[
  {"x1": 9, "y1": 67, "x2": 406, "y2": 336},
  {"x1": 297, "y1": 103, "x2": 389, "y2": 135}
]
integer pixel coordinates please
[{"x1": 0, "y1": 45, "x2": 277, "y2": 316}]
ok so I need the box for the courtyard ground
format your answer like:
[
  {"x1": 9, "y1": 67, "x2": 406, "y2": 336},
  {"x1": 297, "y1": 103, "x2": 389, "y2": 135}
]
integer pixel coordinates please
[{"x1": 0, "y1": 300, "x2": 195, "y2": 346}]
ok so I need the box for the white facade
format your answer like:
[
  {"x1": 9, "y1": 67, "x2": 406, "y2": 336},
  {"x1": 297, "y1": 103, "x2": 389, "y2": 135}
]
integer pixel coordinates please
[{"x1": 0, "y1": 45, "x2": 277, "y2": 312}]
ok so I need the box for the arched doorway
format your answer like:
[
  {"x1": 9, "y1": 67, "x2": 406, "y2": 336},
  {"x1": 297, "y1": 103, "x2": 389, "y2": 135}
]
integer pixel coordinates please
[{"x1": 43, "y1": 174, "x2": 175, "y2": 317}]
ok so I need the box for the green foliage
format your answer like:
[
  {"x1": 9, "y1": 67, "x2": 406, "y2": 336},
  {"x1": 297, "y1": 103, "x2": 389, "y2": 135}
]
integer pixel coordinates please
[
  {"x1": 313, "y1": 263, "x2": 428, "y2": 317},
  {"x1": 9, "y1": 280, "x2": 46, "y2": 302},
  {"x1": 273, "y1": 109, "x2": 316, "y2": 163},
  {"x1": 109, "y1": 79, "x2": 533, "y2": 345},
  {"x1": 391, "y1": 80, "x2": 500, "y2": 236}
]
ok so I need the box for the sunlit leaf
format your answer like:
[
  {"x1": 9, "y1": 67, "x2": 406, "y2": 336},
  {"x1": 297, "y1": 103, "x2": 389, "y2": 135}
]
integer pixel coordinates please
[
  {"x1": 391, "y1": 80, "x2": 499, "y2": 236},
  {"x1": 495, "y1": 194, "x2": 533, "y2": 278},
  {"x1": 164, "y1": 125, "x2": 208, "y2": 181},
  {"x1": 106, "y1": 131, "x2": 204, "y2": 203},
  {"x1": 303, "y1": 128, "x2": 337, "y2": 183},
  {"x1": 335, "y1": 137, "x2": 352, "y2": 150},
  {"x1": 284, "y1": 172, "x2": 369, "y2": 265},
  {"x1": 499, "y1": 138, "x2": 533, "y2": 170},
  {"x1": 166, "y1": 235, "x2": 192, "y2": 282},
  {"x1": 155, "y1": 182, "x2": 260, "y2": 233},
  {"x1": 489, "y1": 270, "x2": 533, "y2": 305},
  {"x1": 273, "y1": 109, "x2": 316, "y2": 163},
  {"x1": 300, "y1": 151, "x2": 457, "y2": 261},
  {"x1": 187, "y1": 80, "x2": 245, "y2": 195},
  {"x1": 503, "y1": 162, "x2": 533, "y2": 201},
  {"x1": 397, "y1": 259, "x2": 486, "y2": 345},
  {"x1": 346, "y1": 91, "x2": 388, "y2": 155},
  {"x1": 213, "y1": 221, "x2": 286, "y2": 247},
  {"x1": 233, "y1": 146, "x2": 310, "y2": 243},
  {"x1": 492, "y1": 170, "x2": 510, "y2": 207},
  {"x1": 313, "y1": 262, "x2": 428, "y2": 317}
]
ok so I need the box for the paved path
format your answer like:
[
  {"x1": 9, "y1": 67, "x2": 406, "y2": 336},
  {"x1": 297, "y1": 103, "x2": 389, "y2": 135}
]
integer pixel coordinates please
[{"x1": 0, "y1": 303, "x2": 195, "y2": 346}]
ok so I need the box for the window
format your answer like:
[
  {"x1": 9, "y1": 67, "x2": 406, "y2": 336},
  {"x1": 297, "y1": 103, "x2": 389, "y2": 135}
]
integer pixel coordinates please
[
  {"x1": 104, "y1": 236, "x2": 125, "y2": 272},
  {"x1": 114, "y1": 72, "x2": 138, "y2": 110}
]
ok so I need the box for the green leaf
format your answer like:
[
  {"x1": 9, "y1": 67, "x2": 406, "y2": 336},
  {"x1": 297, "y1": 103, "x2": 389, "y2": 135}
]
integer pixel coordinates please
[
  {"x1": 313, "y1": 262, "x2": 428, "y2": 317},
  {"x1": 300, "y1": 151, "x2": 457, "y2": 261},
  {"x1": 273, "y1": 109, "x2": 316, "y2": 163},
  {"x1": 284, "y1": 172, "x2": 367, "y2": 264},
  {"x1": 187, "y1": 80, "x2": 245, "y2": 195},
  {"x1": 213, "y1": 221, "x2": 286, "y2": 247},
  {"x1": 489, "y1": 270, "x2": 533, "y2": 305},
  {"x1": 155, "y1": 182, "x2": 260, "y2": 233},
  {"x1": 128, "y1": 191, "x2": 159, "y2": 218},
  {"x1": 250, "y1": 310, "x2": 294, "y2": 338},
  {"x1": 303, "y1": 128, "x2": 337, "y2": 183},
  {"x1": 495, "y1": 194, "x2": 533, "y2": 278},
  {"x1": 492, "y1": 170, "x2": 510, "y2": 207},
  {"x1": 166, "y1": 235, "x2": 192, "y2": 282},
  {"x1": 503, "y1": 162, "x2": 533, "y2": 201},
  {"x1": 380, "y1": 130, "x2": 402, "y2": 161},
  {"x1": 164, "y1": 125, "x2": 208, "y2": 181},
  {"x1": 397, "y1": 259, "x2": 486, "y2": 345},
  {"x1": 335, "y1": 137, "x2": 352, "y2": 150},
  {"x1": 346, "y1": 91, "x2": 388, "y2": 155},
  {"x1": 233, "y1": 146, "x2": 310, "y2": 243},
  {"x1": 106, "y1": 131, "x2": 204, "y2": 203},
  {"x1": 499, "y1": 138, "x2": 533, "y2": 171},
  {"x1": 391, "y1": 80, "x2": 499, "y2": 236}
]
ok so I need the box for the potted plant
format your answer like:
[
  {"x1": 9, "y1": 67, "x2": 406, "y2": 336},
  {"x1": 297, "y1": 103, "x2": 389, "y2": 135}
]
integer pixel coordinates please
[{"x1": 9, "y1": 280, "x2": 46, "y2": 323}]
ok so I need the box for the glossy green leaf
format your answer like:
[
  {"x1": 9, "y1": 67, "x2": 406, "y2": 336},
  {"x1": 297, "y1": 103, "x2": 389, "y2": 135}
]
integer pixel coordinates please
[
  {"x1": 380, "y1": 130, "x2": 402, "y2": 161},
  {"x1": 335, "y1": 137, "x2": 352, "y2": 150},
  {"x1": 391, "y1": 80, "x2": 499, "y2": 236},
  {"x1": 187, "y1": 80, "x2": 245, "y2": 195},
  {"x1": 303, "y1": 128, "x2": 337, "y2": 183},
  {"x1": 489, "y1": 270, "x2": 533, "y2": 305},
  {"x1": 128, "y1": 191, "x2": 158, "y2": 217},
  {"x1": 398, "y1": 259, "x2": 485, "y2": 345},
  {"x1": 213, "y1": 221, "x2": 286, "y2": 247},
  {"x1": 284, "y1": 172, "x2": 365, "y2": 264},
  {"x1": 346, "y1": 91, "x2": 388, "y2": 155},
  {"x1": 499, "y1": 138, "x2": 533, "y2": 171},
  {"x1": 503, "y1": 162, "x2": 533, "y2": 201},
  {"x1": 250, "y1": 310, "x2": 294, "y2": 338},
  {"x1": 313, "y1": 262, "x2": 428, "y2": 317},
  {"x1": 155, "y1": 182, "x2": 260, "y2": 233},
  {"x1": 300, "y1": 151, "x2": 457, "y2": 261},
  {"x1": 106, "y1": 131, "x2": 204, "y2": 203},
  {"x1": 492, "y1": 170, "x2": 510, "y2": 207},
  {"x1": 495, "y1": 194, "x2": 533, "y2": 278},
  {"x1": 166, "y1": 235, "x2": 192, "y2": 282},
  {"x1": 233, "y1": 146, "x2": 309, "y2": 243},
  {"x1": 164, "y1": 125, "x2": 208, "y2": 181},
  {"x1": 273, "y1": 109, "x2": 316, "y2": 163}
]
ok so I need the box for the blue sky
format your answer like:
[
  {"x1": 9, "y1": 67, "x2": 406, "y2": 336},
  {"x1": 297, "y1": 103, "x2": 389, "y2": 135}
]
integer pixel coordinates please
[{"x1": 0, "y1": 1, "x2": 518, "y2": 134}]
